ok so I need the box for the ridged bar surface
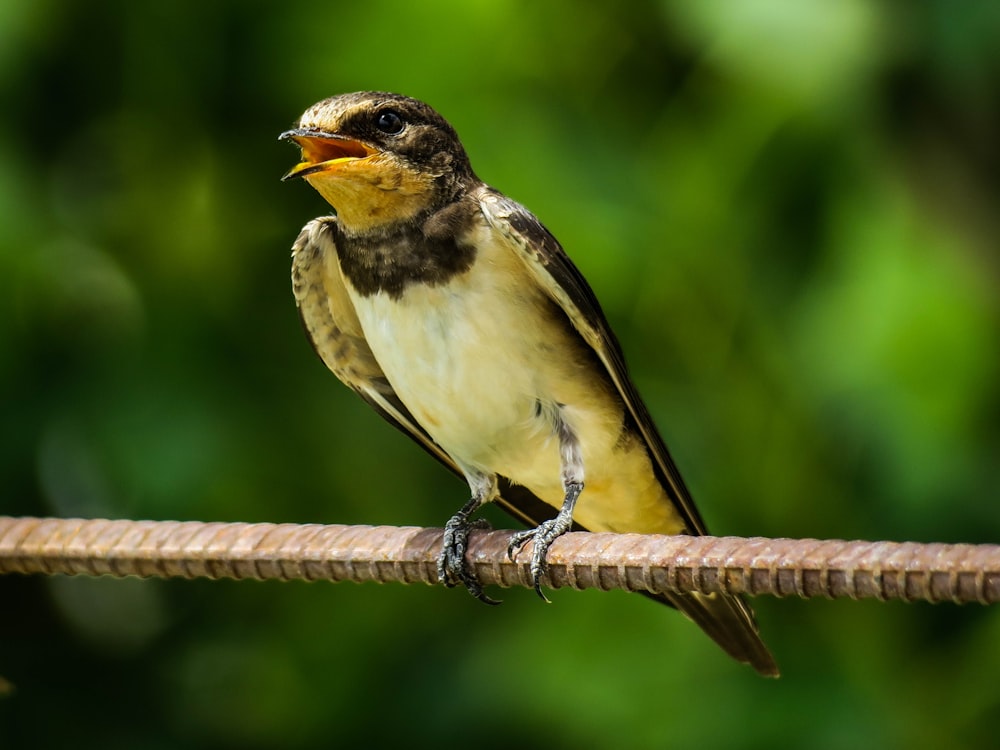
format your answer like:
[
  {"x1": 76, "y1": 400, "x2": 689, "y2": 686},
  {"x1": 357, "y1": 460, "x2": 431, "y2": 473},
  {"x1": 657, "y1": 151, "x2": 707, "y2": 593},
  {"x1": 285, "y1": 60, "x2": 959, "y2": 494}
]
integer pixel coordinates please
[{"x1": 1, "y1": 516, "x2": 997, "y2": 604}]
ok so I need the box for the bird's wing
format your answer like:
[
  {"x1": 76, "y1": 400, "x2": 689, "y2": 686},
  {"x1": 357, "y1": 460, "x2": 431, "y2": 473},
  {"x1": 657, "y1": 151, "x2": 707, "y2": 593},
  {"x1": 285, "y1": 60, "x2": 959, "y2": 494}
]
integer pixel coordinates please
[
  {"x1": 290, "y1": 217, "x2": 557, "y2": 527},
  {"x1": 477, "y1": 189, "x2": 709, "y2": 534},
  {"x1": 477, "y1": 189, "x2": 779, "y2": 677}
]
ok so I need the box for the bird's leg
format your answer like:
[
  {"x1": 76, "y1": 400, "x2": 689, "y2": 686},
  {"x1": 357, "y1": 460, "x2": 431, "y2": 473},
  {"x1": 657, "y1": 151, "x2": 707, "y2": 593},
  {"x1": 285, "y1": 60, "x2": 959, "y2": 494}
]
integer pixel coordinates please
[
  {"x1": 439, "y1": 472, "x2": 499, "y2": 605},
  {"x1": 507, "y1": 413, "x2": 584, "y2": 602}
]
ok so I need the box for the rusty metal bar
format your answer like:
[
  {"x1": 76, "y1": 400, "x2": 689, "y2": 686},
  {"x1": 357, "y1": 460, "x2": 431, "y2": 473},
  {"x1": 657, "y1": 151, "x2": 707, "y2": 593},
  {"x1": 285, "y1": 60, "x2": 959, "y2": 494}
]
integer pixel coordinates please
[{"x1": 0, "y1": 516, "x2": 997, "y2": 604}]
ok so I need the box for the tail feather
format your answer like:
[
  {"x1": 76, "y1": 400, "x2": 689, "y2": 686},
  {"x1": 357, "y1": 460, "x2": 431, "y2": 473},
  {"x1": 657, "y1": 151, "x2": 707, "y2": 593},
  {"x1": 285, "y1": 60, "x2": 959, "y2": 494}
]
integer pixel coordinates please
[
  {"x1": 648, "y1": 590, "x2": 780, "y2": 678},
  {"x1": 498, "y1": 483, "x2": 780, "y2": 676}
]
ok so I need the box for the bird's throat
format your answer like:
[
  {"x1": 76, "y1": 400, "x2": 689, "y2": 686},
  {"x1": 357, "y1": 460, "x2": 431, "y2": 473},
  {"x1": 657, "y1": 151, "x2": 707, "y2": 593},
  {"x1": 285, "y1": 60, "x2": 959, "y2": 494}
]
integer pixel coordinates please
[{"x1": 305, "y1": 155, "x2": 438, "y2": 236}]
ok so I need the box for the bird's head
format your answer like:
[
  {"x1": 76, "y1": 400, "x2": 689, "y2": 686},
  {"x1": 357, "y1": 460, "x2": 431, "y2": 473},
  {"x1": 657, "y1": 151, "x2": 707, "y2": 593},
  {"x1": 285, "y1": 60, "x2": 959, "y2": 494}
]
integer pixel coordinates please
[{"x1": 281, "y1": 92, "x2": 474, "y2": 235}]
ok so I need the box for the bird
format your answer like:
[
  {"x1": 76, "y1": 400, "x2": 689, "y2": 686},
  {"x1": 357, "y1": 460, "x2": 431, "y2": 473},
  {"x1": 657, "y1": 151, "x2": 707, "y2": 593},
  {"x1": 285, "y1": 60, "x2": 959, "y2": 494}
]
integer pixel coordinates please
[{"x1": 280, "y1": 91, "x2": 778, "y2": 677}]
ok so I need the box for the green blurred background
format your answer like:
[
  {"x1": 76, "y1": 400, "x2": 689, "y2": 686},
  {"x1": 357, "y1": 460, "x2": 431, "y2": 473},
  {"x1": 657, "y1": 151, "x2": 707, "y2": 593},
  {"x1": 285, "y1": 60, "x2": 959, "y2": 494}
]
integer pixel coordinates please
[{"x1": 2, "y1": 1, "x2": 999, "y2": 747}]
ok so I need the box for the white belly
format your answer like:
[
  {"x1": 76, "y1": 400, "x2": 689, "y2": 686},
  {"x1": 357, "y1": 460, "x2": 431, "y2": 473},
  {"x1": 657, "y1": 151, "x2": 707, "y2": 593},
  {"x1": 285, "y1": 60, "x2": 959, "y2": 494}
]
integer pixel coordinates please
[
  {"x1": 339, "y1": 226, "x2": 688, "y2": 535},
  {"x1": 346, "y1": 242, "x2": 562, "y2": 484}
]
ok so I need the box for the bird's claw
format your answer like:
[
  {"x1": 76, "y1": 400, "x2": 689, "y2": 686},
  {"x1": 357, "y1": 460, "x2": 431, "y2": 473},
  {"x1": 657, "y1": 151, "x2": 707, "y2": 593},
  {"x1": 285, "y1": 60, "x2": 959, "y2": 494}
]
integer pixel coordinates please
[
  {"x1": 506, "y1": 516, "x2": 573, "y2": 603},
  {"x1": 438, "y1": 517, "x2": 499, "y2": 605}
]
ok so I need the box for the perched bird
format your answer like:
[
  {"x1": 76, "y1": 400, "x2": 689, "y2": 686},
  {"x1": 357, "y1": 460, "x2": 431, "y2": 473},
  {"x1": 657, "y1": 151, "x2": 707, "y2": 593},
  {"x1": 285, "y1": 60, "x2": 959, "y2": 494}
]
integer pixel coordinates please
[{"x1": 280, "y1": 92, "x2": 778, "y2": 676}]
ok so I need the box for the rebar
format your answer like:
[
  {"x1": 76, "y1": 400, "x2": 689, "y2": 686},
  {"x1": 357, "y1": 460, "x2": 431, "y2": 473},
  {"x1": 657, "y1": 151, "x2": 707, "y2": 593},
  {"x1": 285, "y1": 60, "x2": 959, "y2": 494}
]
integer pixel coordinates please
[{"x1": 0, "y1": 516, "x2": 997, "y2": 604}]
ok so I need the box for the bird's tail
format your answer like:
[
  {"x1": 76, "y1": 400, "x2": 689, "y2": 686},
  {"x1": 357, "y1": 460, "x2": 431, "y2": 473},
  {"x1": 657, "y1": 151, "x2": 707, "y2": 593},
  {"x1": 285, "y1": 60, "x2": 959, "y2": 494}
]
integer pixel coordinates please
[{"x1": 650, "y1": 590, "x2": 780, "y2": 677}]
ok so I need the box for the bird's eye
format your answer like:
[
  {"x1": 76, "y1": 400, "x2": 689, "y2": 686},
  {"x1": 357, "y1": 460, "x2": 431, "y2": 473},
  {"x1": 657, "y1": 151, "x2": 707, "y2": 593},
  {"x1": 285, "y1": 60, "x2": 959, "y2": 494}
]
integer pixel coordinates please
[{"x1": 375, "y1": 110, "x2": 404, "y2": 135}]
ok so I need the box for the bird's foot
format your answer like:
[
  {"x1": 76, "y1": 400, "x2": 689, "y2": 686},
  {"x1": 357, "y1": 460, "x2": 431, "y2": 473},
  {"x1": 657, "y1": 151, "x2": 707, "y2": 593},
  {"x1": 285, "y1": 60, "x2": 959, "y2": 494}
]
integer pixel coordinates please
[
  {"x1": 506, "y1": 511, "x2": 575, "y2": 603},
  {"x1": 438, "y1": 513, "x2": 499, "y2": 606}
]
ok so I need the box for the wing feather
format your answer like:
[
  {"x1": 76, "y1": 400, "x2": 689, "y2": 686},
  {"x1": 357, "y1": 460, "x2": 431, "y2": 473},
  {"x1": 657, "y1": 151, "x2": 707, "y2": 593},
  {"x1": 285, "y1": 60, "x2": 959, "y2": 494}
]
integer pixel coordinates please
[
  {"x1": 477, "y1": 190, "x2": 708, "y2": 533},
  {"x1": 477, "y1": 189, "x2": 779, "y2": 677},
  {"x1": 290, "y1": 210, "x2": 777, "y2": 676}
]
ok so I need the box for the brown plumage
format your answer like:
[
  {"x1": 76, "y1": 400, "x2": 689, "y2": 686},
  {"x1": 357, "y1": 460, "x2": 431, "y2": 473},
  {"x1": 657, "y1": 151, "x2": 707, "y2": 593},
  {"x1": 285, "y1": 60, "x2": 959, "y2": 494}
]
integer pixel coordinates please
[{"x1": 281, "y1": 92, "x2": 778, "y2": 676}]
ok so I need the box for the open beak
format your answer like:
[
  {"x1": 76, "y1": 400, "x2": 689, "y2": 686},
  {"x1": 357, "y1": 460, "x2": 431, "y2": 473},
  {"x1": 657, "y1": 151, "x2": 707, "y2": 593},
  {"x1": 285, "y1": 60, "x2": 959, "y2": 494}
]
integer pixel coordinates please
[{"x1": 279, "y1": 130, "x2": 378, "y2": 181}]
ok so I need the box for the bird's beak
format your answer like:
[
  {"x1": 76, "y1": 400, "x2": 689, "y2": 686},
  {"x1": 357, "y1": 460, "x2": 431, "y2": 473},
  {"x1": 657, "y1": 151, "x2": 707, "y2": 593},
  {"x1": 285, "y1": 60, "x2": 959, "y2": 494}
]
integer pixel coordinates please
[{"x1": 279, "y1": 130, "x2": 379, "y2": 181}]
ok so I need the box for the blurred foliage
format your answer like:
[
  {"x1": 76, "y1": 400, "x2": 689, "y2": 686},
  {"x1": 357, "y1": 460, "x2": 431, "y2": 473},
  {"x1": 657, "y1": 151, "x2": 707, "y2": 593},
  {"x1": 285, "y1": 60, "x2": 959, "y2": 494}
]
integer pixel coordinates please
[{"x1": 2, "y1": 1, "x2": 999, "y2": 748}]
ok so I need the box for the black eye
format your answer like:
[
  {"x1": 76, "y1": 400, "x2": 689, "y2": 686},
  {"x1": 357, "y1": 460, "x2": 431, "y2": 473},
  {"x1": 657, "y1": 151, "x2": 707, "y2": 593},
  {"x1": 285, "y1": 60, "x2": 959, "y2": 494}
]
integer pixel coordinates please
[{"x1": 375, "y1": 110, "x2": 404, "y2": 135}]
